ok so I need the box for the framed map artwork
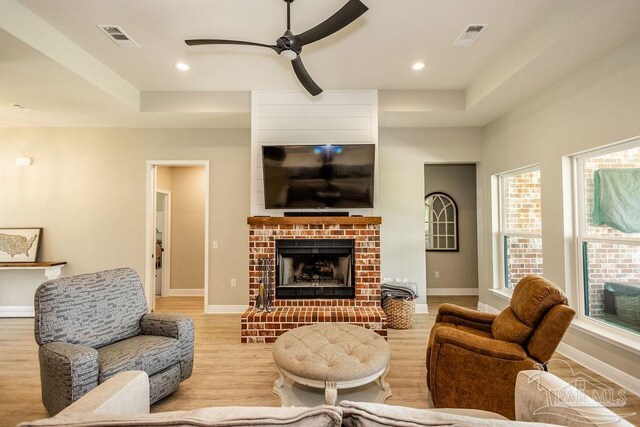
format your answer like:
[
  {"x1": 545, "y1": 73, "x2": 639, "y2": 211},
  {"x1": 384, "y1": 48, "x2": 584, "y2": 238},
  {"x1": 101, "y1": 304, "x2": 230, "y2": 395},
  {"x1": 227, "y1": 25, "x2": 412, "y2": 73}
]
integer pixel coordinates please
[{"x1": 0, "y1": 228, "x2": 42, "y2": 262}]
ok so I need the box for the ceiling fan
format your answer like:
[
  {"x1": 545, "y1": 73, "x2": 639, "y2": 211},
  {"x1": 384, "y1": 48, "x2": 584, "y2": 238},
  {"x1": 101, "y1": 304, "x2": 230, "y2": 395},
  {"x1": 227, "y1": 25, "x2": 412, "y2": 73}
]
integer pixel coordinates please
[{"x1": 185, "y1": 0, "x2": 369, "y2": 96}]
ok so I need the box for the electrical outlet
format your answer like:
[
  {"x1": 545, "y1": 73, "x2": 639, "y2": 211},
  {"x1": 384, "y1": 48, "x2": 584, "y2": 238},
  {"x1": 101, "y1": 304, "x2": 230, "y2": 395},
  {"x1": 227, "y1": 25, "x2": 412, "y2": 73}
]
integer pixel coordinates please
[
  {"x1": 435, "y1": 271, "x2": 440, "y2": 279},
  {"x1": 212, "y1": 240, "x2": 219, "y2": 249},
  {"x1": 383, "y1": 277, "x2": 392, "y2": 282},
  {"x1": 395, "y1": 277, "x2": 402, "y2": 282},
  {"x1": 402, "y1": 278, "x2": 408, "y2": 282},
  {"x1": 230, "y1": 278, "x2": 236, "y2": 287}
]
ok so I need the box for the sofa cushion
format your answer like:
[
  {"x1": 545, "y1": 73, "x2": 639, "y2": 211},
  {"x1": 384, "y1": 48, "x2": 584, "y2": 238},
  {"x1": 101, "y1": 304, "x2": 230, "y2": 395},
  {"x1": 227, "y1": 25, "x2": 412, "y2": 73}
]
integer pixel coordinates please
[
  {"x1": 35, "y1": 268, "x2": 148, "y2": 348},
  {"x1": 339, "y1": 401, "x2": 552, "y2": 426},
  {"x1": 97, "y1": 335, "x2": 180, "y2": 383},
  {"x1": 18, "y1": 406, "x2": 343, "y2": 427}
]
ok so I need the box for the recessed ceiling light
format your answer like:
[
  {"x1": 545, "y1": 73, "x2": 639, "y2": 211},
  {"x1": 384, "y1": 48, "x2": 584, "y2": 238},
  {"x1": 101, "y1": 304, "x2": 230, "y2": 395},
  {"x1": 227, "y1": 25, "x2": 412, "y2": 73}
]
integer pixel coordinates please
[
  {"x1": 412, "y1": 62, "x2": 425, "y2": 71},
  {"x1": 174, "y1": 62, "x2": 190, "y2": 71}
]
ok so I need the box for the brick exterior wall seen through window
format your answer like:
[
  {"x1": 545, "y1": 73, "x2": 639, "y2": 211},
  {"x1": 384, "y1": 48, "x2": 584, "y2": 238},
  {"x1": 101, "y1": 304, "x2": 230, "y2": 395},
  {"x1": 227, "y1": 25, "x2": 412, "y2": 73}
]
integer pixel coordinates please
[
  {"x1": 581, "y1": 147, "x2": 640, "y2": 317},
  {"x1": 503, "y1": 170, "x2": 543, "y2": 288}
]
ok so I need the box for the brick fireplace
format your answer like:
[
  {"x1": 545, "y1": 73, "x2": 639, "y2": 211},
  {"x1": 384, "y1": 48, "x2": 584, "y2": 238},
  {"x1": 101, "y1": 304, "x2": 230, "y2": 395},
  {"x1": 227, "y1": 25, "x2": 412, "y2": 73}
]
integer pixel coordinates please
[{"x1": 241, "y1": 216, "x2": 386, "y2": 343}]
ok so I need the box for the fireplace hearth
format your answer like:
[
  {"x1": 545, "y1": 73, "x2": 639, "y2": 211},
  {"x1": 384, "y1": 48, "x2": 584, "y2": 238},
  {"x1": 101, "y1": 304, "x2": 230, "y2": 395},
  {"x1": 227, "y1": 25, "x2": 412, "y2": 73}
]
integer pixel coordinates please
[
  {"x1": 276, "y1": 239, "x2": 355, "y2": 299},
  {"x1": 242, "y1": 216, "x2": 386, "y2": 343}
]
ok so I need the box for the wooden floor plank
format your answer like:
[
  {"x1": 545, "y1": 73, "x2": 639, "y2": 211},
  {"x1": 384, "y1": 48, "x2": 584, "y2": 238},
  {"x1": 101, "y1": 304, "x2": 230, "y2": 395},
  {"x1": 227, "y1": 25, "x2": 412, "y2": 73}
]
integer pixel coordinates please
[{"x1": 0, "y1": 296, "x2": 637, "y2": 426}]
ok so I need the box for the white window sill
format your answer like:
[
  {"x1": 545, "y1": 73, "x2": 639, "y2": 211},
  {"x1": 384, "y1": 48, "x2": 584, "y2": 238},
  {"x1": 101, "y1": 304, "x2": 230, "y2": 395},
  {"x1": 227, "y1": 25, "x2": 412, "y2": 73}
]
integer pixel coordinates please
[
  {"x1": 489, "y1": 288, "x2": 512, "y2": 301},
  {"x1": 570, "y1": 317, "x2": 640, "y2": 356}
]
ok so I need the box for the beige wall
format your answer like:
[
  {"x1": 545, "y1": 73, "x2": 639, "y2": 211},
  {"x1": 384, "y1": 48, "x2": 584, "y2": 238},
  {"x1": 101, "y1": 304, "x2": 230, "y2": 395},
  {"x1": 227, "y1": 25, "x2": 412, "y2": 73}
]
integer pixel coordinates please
[
  {"x1": 0, "y1": 128, "x2": 250, "y2": 308},
  {"x1": 424, "y1": 164, "x2": 478, "y2": 290},
  {"x1": 156, "y1": 166, "x2": 172, "y2": 192},
  {"x1": 378, "y1": 128, "x2": 483, "y2": 304},
  {"x1": 168, "y1": 167, "x2": 205, "y2": 290},
  {"x1": 480, "y1": 37, "x2": 640, "y2": 378}
]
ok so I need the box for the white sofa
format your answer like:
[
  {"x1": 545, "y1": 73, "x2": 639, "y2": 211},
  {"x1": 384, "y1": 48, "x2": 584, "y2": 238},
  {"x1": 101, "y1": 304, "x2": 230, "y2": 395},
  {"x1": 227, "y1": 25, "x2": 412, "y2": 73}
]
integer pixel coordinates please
[{"x1": 19, "y1": 370, "x2": 633, "y2": 426}]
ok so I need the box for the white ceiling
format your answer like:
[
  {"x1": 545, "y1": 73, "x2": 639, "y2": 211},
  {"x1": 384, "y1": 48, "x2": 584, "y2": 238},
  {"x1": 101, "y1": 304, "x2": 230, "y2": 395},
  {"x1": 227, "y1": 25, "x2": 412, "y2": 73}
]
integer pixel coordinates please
[{"x1": 1, "y1": 0, "x2": 639, "y2": 128}]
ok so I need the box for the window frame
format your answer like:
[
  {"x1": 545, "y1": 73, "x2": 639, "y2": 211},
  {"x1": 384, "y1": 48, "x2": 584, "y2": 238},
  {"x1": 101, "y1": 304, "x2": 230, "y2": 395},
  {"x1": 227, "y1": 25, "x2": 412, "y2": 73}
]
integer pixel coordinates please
[
  {"x1": 424, "y1": 192, "x2": 459, "y2": 252},
  {"x1": 496, "y1": 165, "x2": 543, "y2": 292},
  {"x1": 572, "y1": 137, "x2": 640, "y2": 349}
]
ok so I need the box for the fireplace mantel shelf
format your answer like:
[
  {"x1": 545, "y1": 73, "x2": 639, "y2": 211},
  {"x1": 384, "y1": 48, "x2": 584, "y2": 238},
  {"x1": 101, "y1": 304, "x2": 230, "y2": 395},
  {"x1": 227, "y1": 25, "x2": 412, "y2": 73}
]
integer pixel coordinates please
[{"x1": 247, "y1": 216, "x2": 381, "y2": 226}]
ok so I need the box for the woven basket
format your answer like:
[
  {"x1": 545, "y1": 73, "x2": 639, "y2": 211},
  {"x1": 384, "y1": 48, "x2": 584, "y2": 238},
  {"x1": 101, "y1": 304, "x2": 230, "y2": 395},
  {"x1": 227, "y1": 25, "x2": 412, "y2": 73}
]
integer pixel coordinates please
[
  {"x1": 383, "y1": 297, "x2": 416, "y2": 329},
  {"x1": 615, "y1": 295, "x2": 640, "y2": 327}
]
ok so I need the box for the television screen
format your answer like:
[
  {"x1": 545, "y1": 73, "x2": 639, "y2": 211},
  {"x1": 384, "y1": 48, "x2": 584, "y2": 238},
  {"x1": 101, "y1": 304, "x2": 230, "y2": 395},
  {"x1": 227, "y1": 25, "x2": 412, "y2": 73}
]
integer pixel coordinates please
[{"x1": 262, "y1": 144, "x2": 375, "y2": 209}]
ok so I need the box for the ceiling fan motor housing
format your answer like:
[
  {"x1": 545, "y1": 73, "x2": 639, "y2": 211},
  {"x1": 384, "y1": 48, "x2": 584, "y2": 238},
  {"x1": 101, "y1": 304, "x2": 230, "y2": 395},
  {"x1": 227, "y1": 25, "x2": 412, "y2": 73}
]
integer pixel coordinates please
[{"x1": 277, "y1": 31, "x2": 301, "y2": 54}]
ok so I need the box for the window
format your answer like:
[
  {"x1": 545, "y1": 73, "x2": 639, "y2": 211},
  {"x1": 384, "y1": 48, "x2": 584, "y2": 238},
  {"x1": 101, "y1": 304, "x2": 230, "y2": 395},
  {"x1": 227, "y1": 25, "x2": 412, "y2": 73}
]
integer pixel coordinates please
[
  {"x1": 497, "y1": 167, "x2": 543, "y2": 289},
  {"x1": 425, "y1": 192, "x2": 458, "y2": 251},
  {"x1": 575, "y1": 139, "x2": 640, "y2": 337}
]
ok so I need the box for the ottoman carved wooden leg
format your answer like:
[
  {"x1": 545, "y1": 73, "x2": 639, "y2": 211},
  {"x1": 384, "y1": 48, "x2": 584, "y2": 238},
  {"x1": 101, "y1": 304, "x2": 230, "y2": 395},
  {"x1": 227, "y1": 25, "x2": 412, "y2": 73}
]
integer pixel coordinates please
[
  {"x1": 324, "y1": 381, "x2": 338, "y2": 405},
  {"x1": 375, "y1": 365, "x2": 392, "y2": 399}
]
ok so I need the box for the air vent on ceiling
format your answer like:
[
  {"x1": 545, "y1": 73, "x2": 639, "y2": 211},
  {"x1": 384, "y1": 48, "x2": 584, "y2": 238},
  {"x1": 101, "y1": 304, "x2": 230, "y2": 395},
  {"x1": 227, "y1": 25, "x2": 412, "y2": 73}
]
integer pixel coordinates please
[
  {"x1": 453, "y1": 24, "x2": 489, "y2": 47},
  {"x1": 98, "y1": 25, "x2": 140, "y2": 48}
]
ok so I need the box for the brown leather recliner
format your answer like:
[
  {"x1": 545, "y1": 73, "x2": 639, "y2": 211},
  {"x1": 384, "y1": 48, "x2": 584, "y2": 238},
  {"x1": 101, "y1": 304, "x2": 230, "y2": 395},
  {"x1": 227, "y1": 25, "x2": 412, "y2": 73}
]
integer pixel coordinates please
[{"x1": 426, "y1": 275, "x2": 575, "y2": 420}]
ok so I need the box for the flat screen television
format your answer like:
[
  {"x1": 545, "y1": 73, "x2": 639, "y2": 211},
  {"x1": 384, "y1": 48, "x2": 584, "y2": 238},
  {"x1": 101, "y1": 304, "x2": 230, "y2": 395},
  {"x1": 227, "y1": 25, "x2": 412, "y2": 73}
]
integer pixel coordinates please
[{"x1": 262, "y1": 144, "x2": 375, "y2": 209}]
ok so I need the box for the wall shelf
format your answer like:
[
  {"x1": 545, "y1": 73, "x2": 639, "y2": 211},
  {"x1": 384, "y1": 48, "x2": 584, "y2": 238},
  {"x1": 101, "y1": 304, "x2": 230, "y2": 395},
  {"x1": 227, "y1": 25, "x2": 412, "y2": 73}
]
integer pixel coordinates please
[{"x1": 0, "y1": 262, "x2": 67, "y2": 280}]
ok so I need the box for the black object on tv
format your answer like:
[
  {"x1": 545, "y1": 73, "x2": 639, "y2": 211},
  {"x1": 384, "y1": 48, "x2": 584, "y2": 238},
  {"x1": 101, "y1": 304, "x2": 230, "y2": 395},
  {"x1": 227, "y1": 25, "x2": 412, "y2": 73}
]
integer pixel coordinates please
[{"x1": 262, "y1": 144, "x2": 375, "y2": 209}]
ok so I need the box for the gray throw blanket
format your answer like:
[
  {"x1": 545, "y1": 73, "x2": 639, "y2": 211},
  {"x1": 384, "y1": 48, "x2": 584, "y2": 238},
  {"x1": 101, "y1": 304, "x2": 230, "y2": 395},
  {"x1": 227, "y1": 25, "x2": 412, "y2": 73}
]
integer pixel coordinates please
[{"x1": 382, "y1": 281, "x2": 418, "y2": 303}]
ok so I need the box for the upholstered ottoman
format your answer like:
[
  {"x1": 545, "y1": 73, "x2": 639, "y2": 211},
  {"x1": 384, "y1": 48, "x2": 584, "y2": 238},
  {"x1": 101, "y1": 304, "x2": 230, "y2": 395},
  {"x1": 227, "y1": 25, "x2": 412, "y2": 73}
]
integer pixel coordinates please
[{"x1": 272, "y1": 323, "x2": 391, "y2": 405}]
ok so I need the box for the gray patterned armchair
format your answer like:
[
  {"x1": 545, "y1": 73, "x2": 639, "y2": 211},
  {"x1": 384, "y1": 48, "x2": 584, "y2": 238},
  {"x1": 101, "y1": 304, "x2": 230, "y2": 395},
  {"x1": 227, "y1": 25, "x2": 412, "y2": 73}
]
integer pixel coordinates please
[{"x1": 34, "y1": 267, "x2": 194, "y2": 415}]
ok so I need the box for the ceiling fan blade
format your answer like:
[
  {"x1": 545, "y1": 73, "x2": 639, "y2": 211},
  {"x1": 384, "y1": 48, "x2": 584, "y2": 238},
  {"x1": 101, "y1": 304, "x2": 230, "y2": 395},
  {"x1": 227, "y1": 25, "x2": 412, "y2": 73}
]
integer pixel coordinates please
[
  {"x1": 291, "y1": 56, "x2": 322, "y2": 96},
  {"x1": 185, "y1": 39, "x2": 281, "y2": 52},
  {"x1": 294, "y1": 0, "x2": 368, "y2": 47}
]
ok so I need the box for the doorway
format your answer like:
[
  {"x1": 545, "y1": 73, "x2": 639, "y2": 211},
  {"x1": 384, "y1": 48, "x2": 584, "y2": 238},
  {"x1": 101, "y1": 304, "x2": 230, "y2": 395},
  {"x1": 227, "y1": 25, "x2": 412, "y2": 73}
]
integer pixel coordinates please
[
  {"x1": 424, "y1": 164, "x2": 479, "y2": 299},
  {"x1": 145, "y1": 161, "x2": 209, "y2": 313}
]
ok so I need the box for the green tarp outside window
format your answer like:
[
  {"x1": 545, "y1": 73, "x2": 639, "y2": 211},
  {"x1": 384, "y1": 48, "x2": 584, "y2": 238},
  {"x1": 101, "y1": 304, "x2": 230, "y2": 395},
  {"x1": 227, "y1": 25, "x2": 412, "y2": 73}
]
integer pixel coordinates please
[{"x1": 593, "y1": 168, "x2": 640, "y2": 233}]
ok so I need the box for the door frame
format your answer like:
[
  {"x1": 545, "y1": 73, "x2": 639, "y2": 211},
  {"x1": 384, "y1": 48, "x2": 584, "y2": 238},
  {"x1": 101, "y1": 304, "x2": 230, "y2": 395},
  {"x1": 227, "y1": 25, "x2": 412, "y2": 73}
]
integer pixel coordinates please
[
  {"x1": 145, "y1": 160, "x2": 210, "y2": 312},
  {"x1": 156, "y1": 189, "x2": 172, "y2": 297}
]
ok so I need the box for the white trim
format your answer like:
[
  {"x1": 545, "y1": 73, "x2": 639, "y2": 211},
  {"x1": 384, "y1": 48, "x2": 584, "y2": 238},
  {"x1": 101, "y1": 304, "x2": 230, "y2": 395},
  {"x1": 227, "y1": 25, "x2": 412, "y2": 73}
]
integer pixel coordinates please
[
  {"x1": 146, "y1": 160, "x2": 210, "y2": 314},
  {"x1": 415, "y1": 303, "x2": 429, "y2": 314},
  {"x1": 206, "y1": 305, "x2": 247, "y2": 314},
  {"x1": 570, "y1": 317, "x2": 640, "y2": 356},
  {"x1": 156, "y1": 189, "x2": 171, "y2": 297},
  {"x1": 0, "y1": 306, "x2": 34, "y2": 317},
  {"x1": 168, "y1": 288, "x2": 204, "y2": 297},
  {"x1": 556, "y1": 342, "x2": 640, "y2": 397},
  {"x1": 426, "y1": 288, "x2": 478, "y2": 296},
  {"x1": 489, "y1": 288, "x2": 512, "y2": 301},
  {"x1": 573, "y1": 134, "x2": 640, "y2": 160},
  {"x1": 477, "y1": 301, "x2": 500, "y2": 314},
  {"x1": 145, "y1": 162, "x2": 155, "y2": 311}
]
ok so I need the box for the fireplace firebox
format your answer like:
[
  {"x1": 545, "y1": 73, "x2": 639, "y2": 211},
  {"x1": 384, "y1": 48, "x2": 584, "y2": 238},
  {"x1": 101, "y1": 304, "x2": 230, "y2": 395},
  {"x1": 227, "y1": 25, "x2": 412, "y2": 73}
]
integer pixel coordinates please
[{"x1": 275, "y1": 239, "x2": 355, "y2": 299}]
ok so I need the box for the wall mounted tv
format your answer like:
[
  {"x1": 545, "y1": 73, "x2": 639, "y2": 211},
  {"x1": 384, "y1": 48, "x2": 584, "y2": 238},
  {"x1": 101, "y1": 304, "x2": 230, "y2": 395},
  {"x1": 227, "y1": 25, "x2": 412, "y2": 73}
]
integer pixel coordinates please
[{"x1": 262, "y1": 144, "x2": 375, "y2": 209}]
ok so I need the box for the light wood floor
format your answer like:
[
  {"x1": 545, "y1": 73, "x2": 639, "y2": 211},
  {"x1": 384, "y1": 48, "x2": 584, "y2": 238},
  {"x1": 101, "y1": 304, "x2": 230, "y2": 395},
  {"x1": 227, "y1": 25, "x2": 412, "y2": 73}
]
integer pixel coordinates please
[{"x1": 1, "y1": 296, "x2": 638, "y2": 426}]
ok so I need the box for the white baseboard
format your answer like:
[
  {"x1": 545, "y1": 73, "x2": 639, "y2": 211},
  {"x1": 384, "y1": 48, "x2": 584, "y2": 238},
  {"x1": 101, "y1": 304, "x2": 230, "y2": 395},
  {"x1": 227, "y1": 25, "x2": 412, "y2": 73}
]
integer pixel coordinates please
[
  {"x1": 0, "y1": 306, "x2": 34, "y2": 317},
  {"x1": 168, "y1": 289, "x2": 204, "y2": 297},
  {"x1": 555, "y1": 342, "x2": 640, "y2": 397},
  {"x1": 415, "y1": 303, "x2": 429, "y2": 314},
  {"x1": 478, "y1": 301, "x2": 640, "y2": 397},
  {"x1": 427, "y1": 288, "x2": 479, "y2": 296},
  {"x1": 206, "y1": 305, "x2": 247, "y2": 314}
]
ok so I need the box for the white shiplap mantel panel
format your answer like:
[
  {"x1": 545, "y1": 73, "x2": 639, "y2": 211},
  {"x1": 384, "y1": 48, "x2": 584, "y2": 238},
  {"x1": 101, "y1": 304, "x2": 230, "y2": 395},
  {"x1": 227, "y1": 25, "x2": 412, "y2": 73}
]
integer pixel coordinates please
[{"x1": 251, "y1": 90, "x2": 379, "y2": 216}]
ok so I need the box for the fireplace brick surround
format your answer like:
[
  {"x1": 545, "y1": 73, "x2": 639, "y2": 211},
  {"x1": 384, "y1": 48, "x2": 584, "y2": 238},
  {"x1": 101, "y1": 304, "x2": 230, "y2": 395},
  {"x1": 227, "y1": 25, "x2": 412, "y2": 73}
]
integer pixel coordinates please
[{"x1": 241, "y1": 216, "x2": 386, "y2": 343}]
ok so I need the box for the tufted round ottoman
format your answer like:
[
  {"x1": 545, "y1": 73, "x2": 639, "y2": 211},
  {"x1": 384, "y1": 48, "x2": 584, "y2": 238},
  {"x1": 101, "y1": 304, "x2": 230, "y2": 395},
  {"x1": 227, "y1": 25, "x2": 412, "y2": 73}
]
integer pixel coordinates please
[{"x1": 272, "y1": 323, "x2": 391, "y2": 405}]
